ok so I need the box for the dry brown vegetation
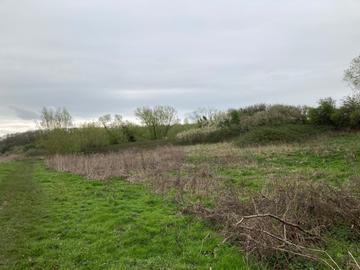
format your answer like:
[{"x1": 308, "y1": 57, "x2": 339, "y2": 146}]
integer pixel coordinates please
[
  {"x1": 0, "y1": 154, "x2": 25, "y2": 164},
  {"x1": 46, "y1": 141, "x2": 360, "y2": 269},
  {"x1": 186, "y1": 177, "x2": 360, "y2": 269},
  {"x1": 46, "y1": 147, "x2": 222, "y2": 198}
]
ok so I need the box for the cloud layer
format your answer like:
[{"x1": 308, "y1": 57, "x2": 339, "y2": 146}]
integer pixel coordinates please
[{"x1": 1, "y1": 0, "x2": 360, "y2": 135}]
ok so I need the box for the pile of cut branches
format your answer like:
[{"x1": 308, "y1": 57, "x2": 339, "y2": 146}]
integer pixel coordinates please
[{"x1": 185, "y1": 177, "x2": 360, "y2": 269}]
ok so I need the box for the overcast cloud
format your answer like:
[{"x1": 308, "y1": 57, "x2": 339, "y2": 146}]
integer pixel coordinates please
[{"x1": 1, "y1": 0, "x2": 360, "y2": 136}]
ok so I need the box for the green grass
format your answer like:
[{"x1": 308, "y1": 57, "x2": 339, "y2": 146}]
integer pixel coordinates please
[
  {"x1": 0, "y1": 160, "x2": 254, "y2": 270},
  {"x1": 219, "y1": 168, "x2": 265, "y2": 191},
  {"x1": 234, "y1": 124, "x2": 329, "y2": 147},
  {"x1": 188, "y1": 132, "x2": 360, "y2": 193},
  {"x1": 0, "y1": 161, "x2": 43, "y2": 268},
  {"x1": 185, "y1": 131, "x2": 360, "y2": 268},
  {"x1": 2, "y1": 131, "x2": 359, "y2": 269}
]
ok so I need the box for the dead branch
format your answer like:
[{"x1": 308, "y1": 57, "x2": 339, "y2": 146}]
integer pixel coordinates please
[{"x1": 235, "y1": 213, "x2": 319, "y2": 238}]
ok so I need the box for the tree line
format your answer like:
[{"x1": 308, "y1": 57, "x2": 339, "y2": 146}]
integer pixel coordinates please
[{"x1": 1, "y1": 53, "x2": 360, "y2": 154}]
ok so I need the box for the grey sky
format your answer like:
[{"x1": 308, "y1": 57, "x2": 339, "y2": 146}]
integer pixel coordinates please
[{"x1": 1, "y1": 0, "x2": 360, "y2": 136}]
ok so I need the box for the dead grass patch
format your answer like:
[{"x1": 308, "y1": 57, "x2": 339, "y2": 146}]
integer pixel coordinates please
[
  {"x1": 46, "y1": 146, "x2": 223, "y2": 198},
  {"x1": 0, "y1": 154, "x2": 24, "y2": 163}
]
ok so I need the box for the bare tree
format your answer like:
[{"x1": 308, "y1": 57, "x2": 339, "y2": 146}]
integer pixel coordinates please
[
  {"x1": 113, "y1": 114, "x2": 123, "y2": 127},
  {"x1": 187, "y1": 107, "x2": 225, "y2": 127},
  {"x1": 55, "y1": 107, "x2": 72, "y2": 129},
  {"x1": 98, "y1": 114, "x2": 124, "y2": 129},
  {"x1": 344, "y1": 54, "x2": 360, "y2": 92},
  {"x1": 39, "y1": 107, "x2": 54, "y2": 130},
  {"x1": 39, "y1": 107, "x2": 73, "y2": 130},
  {"x1": 135, "y1": 105, "x2": 178, "y2": 139},
  {"x1": 98, "y1": 114, "x2": 135, "y2": 143},
  {"x1": 98, "y1": 114, "x2": 112, "y2": 129}
]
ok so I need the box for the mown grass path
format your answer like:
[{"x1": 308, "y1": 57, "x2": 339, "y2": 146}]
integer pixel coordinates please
[
  {"x1": 0, "y1": 161, "x2": 43, "y2": 268},
  {"x1": 0, "y1": 161, "x2": 252, "y2": 270}
]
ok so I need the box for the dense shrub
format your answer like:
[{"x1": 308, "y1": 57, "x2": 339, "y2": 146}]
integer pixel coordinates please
[
  {"x1": 77, "y1": 125, "x2": 112, "y2": 151},
  {"x1": 166, "y1": 124, "x2": 196, "y2": 139},
  {"x1": 308, "y1": 98, "x2": 337, "y2": 126},
  {"x1": 238, "y1": 105, "x2": 307, "y2": 130},
  {"x1": 336, "y1": 95, "x2": 360, "y2": 128},
  {"x1": 38, "y1": 129, "x2": 83, "y2": 154},
  {"x1": 220, "y1": 104, "x2": 307, "y2": 130},
  {"x1": 235, "y1": 125, "x2": 327, "y2": 147},
  {"x1": 37, "y1": 126, "x2": 117, "y2": 154},
  {"x1": 175, "y1": 127, "x2": 234, "y2": 145},
  {"x1": 225, "y1": 109, "x2": 241, "y2": 127},
  {"x1": 309, "y1": 96, "x2": 360, "y2": 129},
  {"x1": 0, "y1": 130, "x2": 42, "y2": 153},
  {"x1": 175, "y1": 105, "x2": 310, "y2": 145},
  {"x1": 238, "y1": 104, "x2": 267, "y2": 116}
]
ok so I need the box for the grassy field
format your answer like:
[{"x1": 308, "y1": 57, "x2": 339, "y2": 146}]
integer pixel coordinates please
[
  {"x1": 186, "y1": 131, "x2": 360, "y2": 190},
  {"x1": 0, "y1": 161, "x2": 254, "y2": 269},
  {"x1": 184, "y1": 132, "x2": 360, "y2": 268},
  {"x1": 1, "y1": 131, "x2": 359, "y2": 269}
]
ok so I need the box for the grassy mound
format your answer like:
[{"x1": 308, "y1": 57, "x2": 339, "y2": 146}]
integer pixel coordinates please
[{"x1": 235, "y1": 125, "x2": 329, "y2": 147}]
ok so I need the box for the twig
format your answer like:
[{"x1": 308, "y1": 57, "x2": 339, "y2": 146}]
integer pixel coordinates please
[
  {"x1": 238, "y1": 225, "x2": 341, "y2": 270},
  {"x1": 234, "y1": 213, "x2": 319, "y2": 237},
  {"x1": 274, "y1": 247, "x2": 336, "y2": 270},
  {"x1": 348, "y1": 251, "x2": 360, "y2": 269}
]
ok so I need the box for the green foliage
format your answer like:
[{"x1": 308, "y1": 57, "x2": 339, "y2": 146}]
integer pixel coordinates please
[
  {"x1": 219, "y1": 104, "x2": 307, "y2": 130},
  {"x1": 77, "y1": 124, "x2": 113, "y2": 150},
  {"x1": 239, "y1": 105, "x2": 307, "y2": 130},
  {"x1": 37, "y1": 127, "x2": 108, "y2": 154},
  {"x1": 36, "y1": 119, "x2": 144, "y2": 154},
  {"x1": 37, "y1": 129, "x2": 80, "y2": 154},
  {"x1": 36, "y1": 108, "x2": 139, "y2": 154},
  {"x1": 337, "y1": 95, "x2": 360, "y2": 128},
  {"x1": 308, "y1": 97, "x2": 337, "y2": 126},
  {"x1": 309, "y1": 96, "x2": 360, "y2": 129},
  {"x1": 165, "y1": 123, "x2": 196, "y2": 139},
  {"x1": 0, "y1": 130, "x2": 42, "y2": 153},
  {"x1": 5, "y1": 98, "x2": 360, "y2": 154},
  {"x1": 175, "y1": 105, "x2": 309, "y2": 146},
  {"x1": 228, "y1": 109, "x2": 241, "y2": 126},
  {"x1": 238, "y1": 104, "x2": 267, "y2": 117},
  {"x1": 235, "y1": 125, "x2": 327, "y2": 147}
]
